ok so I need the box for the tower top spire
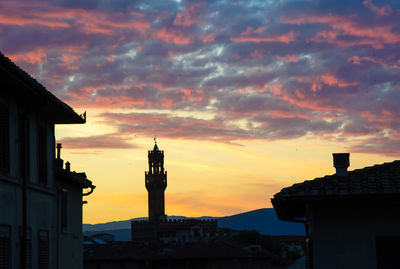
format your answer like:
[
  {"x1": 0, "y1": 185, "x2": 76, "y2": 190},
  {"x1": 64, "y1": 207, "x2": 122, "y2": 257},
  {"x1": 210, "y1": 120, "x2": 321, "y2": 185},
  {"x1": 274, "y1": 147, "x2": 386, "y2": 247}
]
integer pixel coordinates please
[{"x1": 153, "y1": 136, "x2": 159, "y2": 151}]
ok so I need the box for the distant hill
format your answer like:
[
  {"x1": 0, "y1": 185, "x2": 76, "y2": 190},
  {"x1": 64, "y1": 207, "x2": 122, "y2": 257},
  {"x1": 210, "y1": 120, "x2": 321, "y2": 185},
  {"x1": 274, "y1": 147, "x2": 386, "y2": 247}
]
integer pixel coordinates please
[
  {"x1": 218, "y1": 208, "x2": 304, "y2": 235},
  {"x1": 83, "y1": 208, "x2": 304, "y2": 241}
]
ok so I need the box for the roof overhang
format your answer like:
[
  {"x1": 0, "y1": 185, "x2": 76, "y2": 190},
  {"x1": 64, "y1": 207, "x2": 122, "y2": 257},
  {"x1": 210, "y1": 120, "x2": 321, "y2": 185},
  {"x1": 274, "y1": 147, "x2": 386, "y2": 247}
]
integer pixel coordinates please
[
  {"x1": 55, "y1": 169, "x2": 93, "y2": 188},
  {"x1": 0, "y1": 53, "x2": 85, "y2": 124},
  {"x1": 272, "y1": 194, "x2": 400, "y2": 221}
]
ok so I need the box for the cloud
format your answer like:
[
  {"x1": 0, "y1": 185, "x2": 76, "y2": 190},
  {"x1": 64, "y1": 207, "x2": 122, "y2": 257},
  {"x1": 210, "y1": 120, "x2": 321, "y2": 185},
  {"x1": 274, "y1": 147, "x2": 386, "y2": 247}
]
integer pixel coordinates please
[
  {"x1": 363, "y1": 0, "x2": 391, "y2": 16},
  {"x1": 1, "y1": 0, "x2": 399, "y2": 156},
  {"x1": 231, "y1": 30, "x2": 297, "y2": 43},
  {"x1": 173, "y1": 2, "x2": 204, "y2": 27},
  {"x1": 59, "y1": 134, "x2": 137, "y2": 149},
  {"x1": 350, "y1": 135, "x2": 400, "y2": 157}
]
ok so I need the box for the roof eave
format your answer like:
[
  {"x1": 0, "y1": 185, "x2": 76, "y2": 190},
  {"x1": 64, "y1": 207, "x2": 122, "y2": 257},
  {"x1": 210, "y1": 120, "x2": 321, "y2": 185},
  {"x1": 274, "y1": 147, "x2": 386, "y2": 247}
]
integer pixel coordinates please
[
  {"x1": 0, "y1": 52, "x2": 85, "y2": 124},
  {"x1": 272, "y1": 194, "x2": 400, "y2": 220}
]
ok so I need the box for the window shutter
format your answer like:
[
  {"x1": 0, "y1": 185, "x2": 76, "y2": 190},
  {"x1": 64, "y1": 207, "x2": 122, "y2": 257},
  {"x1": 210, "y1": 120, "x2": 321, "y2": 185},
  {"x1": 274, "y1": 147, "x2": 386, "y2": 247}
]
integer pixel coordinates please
[
  {"x1": 25, "y1": 228, "x2": 32, "y2": 269},
  {"x1": 0, "y1": 225, "x2": 11, "y2": 269},
  {"x1": 38, "y1": 230, "x2": 49, "y2": 269}
]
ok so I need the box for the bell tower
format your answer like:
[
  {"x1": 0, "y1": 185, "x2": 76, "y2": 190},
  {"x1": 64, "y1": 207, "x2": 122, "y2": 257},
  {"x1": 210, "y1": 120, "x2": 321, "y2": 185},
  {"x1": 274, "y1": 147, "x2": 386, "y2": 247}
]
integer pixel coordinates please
[{"x1": 145, "y1": 141, "x2": 167, "y2": 222}]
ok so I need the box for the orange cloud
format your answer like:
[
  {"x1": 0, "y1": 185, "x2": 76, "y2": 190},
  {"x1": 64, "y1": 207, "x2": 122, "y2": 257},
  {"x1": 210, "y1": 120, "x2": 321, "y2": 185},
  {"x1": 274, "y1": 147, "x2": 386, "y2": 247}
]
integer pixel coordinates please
[
  {"x1": 59, "y1": 54, "x2": 82, "y2": 70},
  {"x1": 276, "y1": 54, "x2": 298, "y2": 62},
  {"x1": 153, "y1": 28, "x2": 191, "y2": 45},
  {"x1": 363, "y1": 0, "x2": 391, "y2": 16},
  {"x1": 200, "y1": 33, "x2": 216, "y2": 43},
  {"x1": 0, "y1": 1, "x2": 149, "y2": 35},
  {"x1": 8, "y1": 48, "x2": 47, "y2": 64},
  {"x1": 231, "y1": 30, "x2": 297, "y2": 43},
  {"x1": 181, "y1": 89, "x2": 204, "y2": 102},
  {"x1": 361, "y1": 110, "x2": 394, "y2": 127},
  {"x1": 173, "y1": 2, "x2": 204, "y2": 27},
  {"x1": 297, "y1": 74, "x2": 358, "y2": 92},
  {"x1": 280, "y1": 93, "x2": 346, "y2": 112},
  {"x1": 349, "y1": 56, "x2": 400, "y2": 70},
  {"x1": 281, "y1": 14, "x2": 400, "y2": 49}
]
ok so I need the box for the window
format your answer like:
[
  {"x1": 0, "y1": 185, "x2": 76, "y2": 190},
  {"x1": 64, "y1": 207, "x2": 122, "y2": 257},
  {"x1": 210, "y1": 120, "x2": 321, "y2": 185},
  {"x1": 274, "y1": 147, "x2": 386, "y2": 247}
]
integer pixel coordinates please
[
  {"x1": 18, "y1": 114, "x2": 30, "y2": 179},
  {"x1": 37, "y1": 126, "x2": 47, "y2": 185},
  {"x1": 376, "y1": 236, "x2": 400, "y2": 269},
  {"x1": 25, "y1": 228, "x2": 32, "y2": 269},
  {"x1": 38, "y1": 230, "x2": 49, "y2": 269},
  {"x1": 0, "y1": 225, "x2": 11, "y2": 269},
  {"x1": 0, "y1": 105, "x2": 10, "y2": 174}
]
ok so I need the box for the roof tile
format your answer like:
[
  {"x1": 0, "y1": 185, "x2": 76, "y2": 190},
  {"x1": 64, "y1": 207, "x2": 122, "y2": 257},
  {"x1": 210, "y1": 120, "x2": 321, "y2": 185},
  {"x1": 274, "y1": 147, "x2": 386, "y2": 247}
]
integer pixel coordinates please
[{"x1": 274, "y1": 160, "x2": 400, "y2": 198}]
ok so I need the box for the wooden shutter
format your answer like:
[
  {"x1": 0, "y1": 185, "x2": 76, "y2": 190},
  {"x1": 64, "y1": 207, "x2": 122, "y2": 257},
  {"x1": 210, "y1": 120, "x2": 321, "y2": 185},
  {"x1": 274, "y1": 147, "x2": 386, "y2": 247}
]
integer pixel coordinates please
[
  {"x1": 25, "y1": 228, "x2": 32, "y2": 269},
  {"x1": 0, "y1": 225, "x2": 11, "y2": 269},
  {"x1": 38, "y1": 230, "x2": 49, "y2": 269}
]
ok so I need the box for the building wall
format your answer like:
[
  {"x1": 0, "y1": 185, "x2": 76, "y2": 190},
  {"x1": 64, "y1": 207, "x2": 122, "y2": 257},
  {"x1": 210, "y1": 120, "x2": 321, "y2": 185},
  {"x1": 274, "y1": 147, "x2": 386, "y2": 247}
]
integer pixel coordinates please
[
  {"x1": 0, "y1": 96, "x2": 57, "y2": 268},
  {"x1": 308, "y1": 203, "x2": 400, "y2": 269},
  {"x1": 57, "y1": 181, "x2": 84, "y2": 269}
]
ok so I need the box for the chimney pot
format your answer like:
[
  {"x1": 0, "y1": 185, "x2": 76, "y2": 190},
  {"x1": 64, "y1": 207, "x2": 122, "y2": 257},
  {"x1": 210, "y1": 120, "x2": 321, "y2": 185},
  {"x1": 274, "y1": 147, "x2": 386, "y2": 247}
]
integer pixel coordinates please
[
  {"x1": 56, "y1": 143, "x2": 62, "y2": 159},
  {"x1": 333, "y1": 153, "x2": 350, "y2": 176},
  {"x1": 65, "y1": 161, "x2": 70, "y2": 172}
]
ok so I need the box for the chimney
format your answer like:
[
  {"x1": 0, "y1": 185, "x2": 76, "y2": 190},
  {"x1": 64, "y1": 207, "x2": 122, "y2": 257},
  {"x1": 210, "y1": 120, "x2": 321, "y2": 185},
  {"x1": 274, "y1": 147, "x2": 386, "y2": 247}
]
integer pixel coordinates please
[
  {"x1": 55, "y1": 143, "x2": 63, "y2": 170},
  {"x1": 56, "y1": 143, "x2": 62, "y2": 159},
  {"x1": 332, "y1": 153, "x2": 350, "y2": 176},
  {"x1": 65, "y1": 161, "x2": 70, "y2": 172}
]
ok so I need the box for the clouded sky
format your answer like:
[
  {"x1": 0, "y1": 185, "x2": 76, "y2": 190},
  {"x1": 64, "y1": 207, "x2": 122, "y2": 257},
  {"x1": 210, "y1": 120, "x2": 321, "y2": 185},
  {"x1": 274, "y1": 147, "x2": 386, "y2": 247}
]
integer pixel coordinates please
[{"x1": 2, "y1": 0, "x2": 400, "y2": 223}]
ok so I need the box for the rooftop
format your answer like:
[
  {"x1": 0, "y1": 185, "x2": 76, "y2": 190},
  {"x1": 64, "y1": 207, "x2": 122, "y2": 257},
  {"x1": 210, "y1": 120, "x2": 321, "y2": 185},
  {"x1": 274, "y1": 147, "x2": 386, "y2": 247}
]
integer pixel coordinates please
[
  {"x1": 272, "y1": 159, "x2": 400, "y2": 219},
  {"x1": 0, "y1": 52, "x2": 85, "y2": 124}
]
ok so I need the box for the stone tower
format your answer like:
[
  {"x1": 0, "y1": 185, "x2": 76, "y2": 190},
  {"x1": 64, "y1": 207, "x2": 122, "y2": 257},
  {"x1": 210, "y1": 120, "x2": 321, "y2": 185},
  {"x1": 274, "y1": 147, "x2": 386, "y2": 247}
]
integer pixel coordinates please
[{"x1": 145, "y1": 142, "x2": 167, "y2": 222}]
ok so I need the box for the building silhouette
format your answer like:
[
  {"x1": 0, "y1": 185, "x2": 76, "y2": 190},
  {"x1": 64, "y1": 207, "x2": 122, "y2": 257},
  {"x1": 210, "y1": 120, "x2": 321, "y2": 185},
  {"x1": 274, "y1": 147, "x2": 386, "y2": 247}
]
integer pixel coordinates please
[
  {"x1": 0, "y1": 52, "x2": 95, "y2": 269},
  {"x1": 84, "y1": 143, "x2": 296, "y2": 268},
  {"x1": 132, "y1": 142, "x2": 217, "y2": 244},
  {"x1": 145, "y1": 143, "x2": 167, "y2": 222},
  {"x1": 272, "y1": 153, "x2": 400, "y2": 269}
]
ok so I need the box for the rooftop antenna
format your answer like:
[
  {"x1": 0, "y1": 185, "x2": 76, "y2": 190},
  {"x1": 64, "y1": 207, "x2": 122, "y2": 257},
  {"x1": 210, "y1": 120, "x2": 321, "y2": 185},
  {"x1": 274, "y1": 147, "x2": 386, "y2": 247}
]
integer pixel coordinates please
[{"x1": 154, "y1": 136, "x2": 157, "y2": 144}]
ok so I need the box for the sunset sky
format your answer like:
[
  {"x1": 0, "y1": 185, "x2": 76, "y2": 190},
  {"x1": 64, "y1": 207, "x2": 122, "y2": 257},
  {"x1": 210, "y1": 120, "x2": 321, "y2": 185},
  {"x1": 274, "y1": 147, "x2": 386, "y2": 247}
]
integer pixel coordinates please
[{"x1": 1, "y1": 0, "x2": 400, "y2": 224}]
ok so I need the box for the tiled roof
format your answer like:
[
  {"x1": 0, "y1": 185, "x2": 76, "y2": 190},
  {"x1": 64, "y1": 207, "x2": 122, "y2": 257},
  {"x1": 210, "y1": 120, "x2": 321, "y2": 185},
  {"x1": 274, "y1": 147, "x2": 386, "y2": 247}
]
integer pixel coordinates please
[
  {"x1": 55, "y1": 168, "x2": 93, "y2": 188},
  {"x1": 0, "y1": 52, "x2": 85, "y2": 124},
  {"x1": 274, "y1": 160, "x2": 400, "y2": 198}
]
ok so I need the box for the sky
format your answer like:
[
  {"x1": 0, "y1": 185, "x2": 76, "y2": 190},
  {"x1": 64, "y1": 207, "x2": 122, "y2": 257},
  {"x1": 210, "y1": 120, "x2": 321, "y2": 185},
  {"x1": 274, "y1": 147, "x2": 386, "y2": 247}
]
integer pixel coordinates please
[{"x1": 1, "y1": 0, "x2": 400, "y2": 224}]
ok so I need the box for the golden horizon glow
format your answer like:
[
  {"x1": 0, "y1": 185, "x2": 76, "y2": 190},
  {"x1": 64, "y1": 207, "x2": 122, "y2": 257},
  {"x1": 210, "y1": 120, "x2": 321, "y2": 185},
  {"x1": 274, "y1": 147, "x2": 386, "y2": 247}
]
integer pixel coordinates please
[{"x1": 57, "y1": 118, "x2": 395, "y2": 224}]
